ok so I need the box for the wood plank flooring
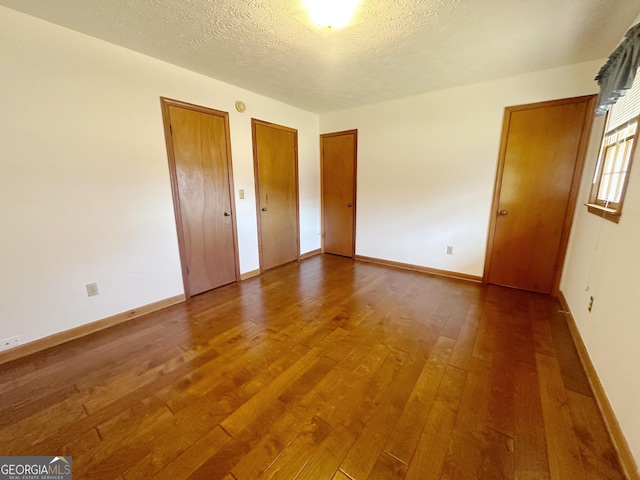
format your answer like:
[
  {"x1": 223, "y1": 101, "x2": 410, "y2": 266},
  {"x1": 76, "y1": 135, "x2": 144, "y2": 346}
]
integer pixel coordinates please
[{"x1": 0, "y1": 254, "x2": 626, "y2": 479}]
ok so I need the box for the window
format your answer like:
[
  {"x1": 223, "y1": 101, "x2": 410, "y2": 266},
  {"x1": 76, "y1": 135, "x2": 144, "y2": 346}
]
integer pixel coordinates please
[{"x1": 588, "y1": 73, "x2": 640, "y2": 223}]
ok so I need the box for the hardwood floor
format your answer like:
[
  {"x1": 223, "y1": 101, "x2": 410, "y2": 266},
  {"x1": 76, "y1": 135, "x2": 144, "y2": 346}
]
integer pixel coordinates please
[{"x1": 0, "y1": 254, "x2": 626, "y2": 479}]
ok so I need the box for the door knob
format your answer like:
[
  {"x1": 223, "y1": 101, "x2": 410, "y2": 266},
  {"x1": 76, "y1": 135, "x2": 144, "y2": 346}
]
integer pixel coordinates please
[
  {"x1": 224, "y1": 211, "x2": 231, "y2": 217},
  {"x1": 499, "y1": 210, "x2": 508, "y2": 216},
  {"x1": 261, "y1": 207, "x2": 268, "y2": 212},
  {"x1": 347, "y1": 203, "x2": 353, "y2": 208}
]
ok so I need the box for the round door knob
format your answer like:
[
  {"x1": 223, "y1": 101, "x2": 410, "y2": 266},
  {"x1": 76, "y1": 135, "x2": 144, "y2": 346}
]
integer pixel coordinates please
[
  {"x1": 224, "y1": 211, "x2": 231, "y2": 217},
  {"x1": 347, "y1": 203, "x2": 353, "y2": 208},
  {"x1": 261, "y1": 207, "x2": 268, "y2": 212},
  {"x1": 499, "y1": 210, "x2": 508, "y2": 215}
]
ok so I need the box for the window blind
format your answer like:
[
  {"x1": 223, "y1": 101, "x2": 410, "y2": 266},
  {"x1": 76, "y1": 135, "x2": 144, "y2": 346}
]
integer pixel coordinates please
[{"x1": 606, "y1": 69, "x2": 640, "y2": 131}]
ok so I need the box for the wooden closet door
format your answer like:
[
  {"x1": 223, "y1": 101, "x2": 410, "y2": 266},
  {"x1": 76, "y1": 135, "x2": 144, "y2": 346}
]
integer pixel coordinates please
[
  {"x1": 252, "y1": 119, "x2": 299, "y2": 271},
  {"x1": 162, "y1": 99, "x2": 239, "y2": 296},
  {"x1": 321, "y1": 130, "x2": 357, "y2": 257},
  {"x1": 485, "y1": 95, "x2": 595, "y2": 293}
]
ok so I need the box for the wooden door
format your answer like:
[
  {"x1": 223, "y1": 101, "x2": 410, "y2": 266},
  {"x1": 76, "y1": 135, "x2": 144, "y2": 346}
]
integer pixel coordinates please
[
  {"x1": 161, "y1": 98, "x2": 239, "y2": 297},
  {"x1": 321, "y1": 130, "x2": 357, "y2": 257},
  {"x1": 252, "y1": 119, "x2": 299, "y2": 271},
  {"x1": 485, "y1": 95, "x2": 595, "y2": 294}
]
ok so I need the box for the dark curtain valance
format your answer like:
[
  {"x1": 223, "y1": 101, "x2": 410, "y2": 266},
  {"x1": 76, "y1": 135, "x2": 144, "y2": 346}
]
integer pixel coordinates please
[{"x1": 595, "y1": 23, "x2": 640, "y2": 115}]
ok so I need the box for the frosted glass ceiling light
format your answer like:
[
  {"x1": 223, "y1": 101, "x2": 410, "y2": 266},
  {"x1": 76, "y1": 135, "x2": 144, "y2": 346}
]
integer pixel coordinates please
[{"x1": 303, "y1": 0, "x2": 359, "y2": 29}]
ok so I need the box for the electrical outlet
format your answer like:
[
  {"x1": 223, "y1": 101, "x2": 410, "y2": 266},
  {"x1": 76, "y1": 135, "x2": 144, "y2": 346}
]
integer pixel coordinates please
[
  {"x1": 446, "y1": 245, "x2": 454, "y2": 255},
  {"x1": 588, "y1": 296, "x2": 594, "y2": 312},
  {"x1": 0, "y1": 336, "x2": 20, "y2": 352},
  {"x1": 86, "y1": 282, "x2": 99, "y2": 297}
]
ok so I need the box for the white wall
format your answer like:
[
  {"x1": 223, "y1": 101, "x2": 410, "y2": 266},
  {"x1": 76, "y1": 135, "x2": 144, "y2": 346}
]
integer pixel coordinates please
[
  {"x1": 0, "y1": 6, "x2": 320, "y2": 346},
  {"x1": 561, "y1": 15, "x2": 640, "y2": 467},
  {"x1": 320, "y1": 61, "x2": 601, "y2": 276}
]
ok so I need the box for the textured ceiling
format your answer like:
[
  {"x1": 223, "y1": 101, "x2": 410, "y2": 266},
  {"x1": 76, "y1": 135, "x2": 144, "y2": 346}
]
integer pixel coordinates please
[{"x1": 1, "y1": 0, "x2": 639, "y2": 113}]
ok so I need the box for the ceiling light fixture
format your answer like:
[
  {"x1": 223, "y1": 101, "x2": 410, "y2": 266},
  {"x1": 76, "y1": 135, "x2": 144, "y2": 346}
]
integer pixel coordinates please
[{"x1": 302, "y1": 0, "x2": 360, "y2": 30}]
